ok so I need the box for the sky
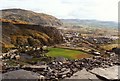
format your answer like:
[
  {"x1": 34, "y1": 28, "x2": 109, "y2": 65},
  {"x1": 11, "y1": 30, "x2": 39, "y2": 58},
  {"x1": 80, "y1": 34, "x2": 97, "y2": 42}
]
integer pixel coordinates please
[{"x1": 0, "y1": 0, "x2": 119, "y2": 22}]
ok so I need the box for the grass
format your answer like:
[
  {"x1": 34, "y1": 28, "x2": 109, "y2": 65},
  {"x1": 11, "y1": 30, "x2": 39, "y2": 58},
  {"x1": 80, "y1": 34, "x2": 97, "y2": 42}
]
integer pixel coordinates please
[
  {"x1": 6, "y1": 60, "x2": 29, "y2": 66},
  {"x1": 46, "y1": 47, "x2": 92, "y2": 59},
  {"x1": 100, "y1": 39, "x2": 120, "y2": 50},
  {"x1": 100, "y1": 44, "x2": 118, "y2": 50}
]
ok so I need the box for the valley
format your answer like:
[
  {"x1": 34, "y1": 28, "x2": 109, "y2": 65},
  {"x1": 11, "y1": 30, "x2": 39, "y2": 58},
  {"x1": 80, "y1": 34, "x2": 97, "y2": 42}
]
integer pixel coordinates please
[{"x1": 1, "y1": 9, "x2": 120, "y2": 81}]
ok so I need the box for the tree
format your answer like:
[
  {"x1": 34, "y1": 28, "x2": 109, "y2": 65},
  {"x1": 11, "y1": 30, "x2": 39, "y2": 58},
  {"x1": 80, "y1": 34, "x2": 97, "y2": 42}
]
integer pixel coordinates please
[
  {"x1": 28, "y1": 38, "x2": 41, "y2": 47},
  {"x1": 16, "y1": 37, "x2": 24, "y2": 47}
]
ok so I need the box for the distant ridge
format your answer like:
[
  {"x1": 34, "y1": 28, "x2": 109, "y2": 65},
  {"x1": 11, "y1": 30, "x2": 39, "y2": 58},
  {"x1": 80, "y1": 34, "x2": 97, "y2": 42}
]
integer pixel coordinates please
[{"x1": 61, "y1": 19, "x2": 118, "y2": 29}]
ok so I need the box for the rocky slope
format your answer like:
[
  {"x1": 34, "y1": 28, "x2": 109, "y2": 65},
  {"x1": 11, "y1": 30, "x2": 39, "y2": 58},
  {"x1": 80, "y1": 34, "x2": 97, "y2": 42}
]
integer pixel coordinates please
[{"x1": 1, "y1": 9, "x2": 63, "y2": 49}]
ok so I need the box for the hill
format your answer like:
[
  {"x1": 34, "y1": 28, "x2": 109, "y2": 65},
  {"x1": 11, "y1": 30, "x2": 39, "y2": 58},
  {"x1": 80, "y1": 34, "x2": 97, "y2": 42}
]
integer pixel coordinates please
[
  {"x1": 2, "y1": 22, "x2": 63, "y2": 49},
  {"x1": 1, "y1": 9, "x2": 63, "y2": 50},
  {"x1": 1, "y1": 9, "x2": 62, "y2": 26},
  {"x1": 61, "y1": 19, "x2": 118, "y2": 29}
]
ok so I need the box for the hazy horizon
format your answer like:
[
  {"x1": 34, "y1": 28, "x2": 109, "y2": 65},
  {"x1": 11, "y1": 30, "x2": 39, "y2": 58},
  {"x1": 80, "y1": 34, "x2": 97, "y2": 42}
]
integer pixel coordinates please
[{"x1": 0, "y1": 0, "x2": 119, "y2": 22}]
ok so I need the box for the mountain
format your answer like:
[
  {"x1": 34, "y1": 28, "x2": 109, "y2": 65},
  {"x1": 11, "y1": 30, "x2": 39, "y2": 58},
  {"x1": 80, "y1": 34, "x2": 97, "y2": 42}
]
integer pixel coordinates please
[
  {"x1": 1, "y1": 9, "x2": 62, "y2": 26},
  {"x1": 1, "y1": 9, "x2": 63, "y2": 49},
  {"x1": 61, "y1": 19, "x2": 118, "y2": 29}
]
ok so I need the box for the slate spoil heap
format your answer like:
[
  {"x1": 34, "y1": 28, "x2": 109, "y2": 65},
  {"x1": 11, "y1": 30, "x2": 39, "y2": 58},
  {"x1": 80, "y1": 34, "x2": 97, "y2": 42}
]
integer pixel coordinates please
[
  {"x1": 43, "y1": 56, "x2": 119, "y2": 80},
  {"x1": 2, "y1": 55, "x2": 119, "y2": 81}
]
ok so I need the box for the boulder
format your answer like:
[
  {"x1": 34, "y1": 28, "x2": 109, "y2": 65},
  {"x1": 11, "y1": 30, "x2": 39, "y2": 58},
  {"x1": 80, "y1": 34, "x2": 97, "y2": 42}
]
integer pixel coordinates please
[
  {"x1": 0, "y1": 55, "x2": 3, "y2": 59},
  {"x1": 89, "y1": 65, "x2": 119, "y2": 80},
  {"x1": 2, "y1": 69, "x2": 41, "y2": 79},
  {"x1": 22, "y1": 65, "x2": 48, "y2": 71},
  {"x1": 59, "y1": 69, "x2": 71, "y2": 75},
  {"x1": 65, "y1": 69, "x2": 101, "y2": 81},
  {"x1": 42, "y1": 46, "x2": 48, "y2": 51},
  {"x1": 15, "y1": 55, "x2": 21, "y2": 60},
  {"x1": 2, "y1": 53, "x2": 7, "y2": 57},
  {"x1": 6, "y1": 53, "x2": 11, "y2": 58},
  {"x1": 55, "y1": 57, "x2": 66, "y2": 63},
  {"x1": 10, "y1": 54, "x2": 16, "y2": 59}
]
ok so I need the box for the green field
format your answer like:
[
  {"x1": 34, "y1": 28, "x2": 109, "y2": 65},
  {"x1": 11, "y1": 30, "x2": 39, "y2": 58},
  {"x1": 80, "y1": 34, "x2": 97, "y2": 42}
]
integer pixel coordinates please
[{"x1": 46, "y1": 48, "x2": 92, "y2": 59}]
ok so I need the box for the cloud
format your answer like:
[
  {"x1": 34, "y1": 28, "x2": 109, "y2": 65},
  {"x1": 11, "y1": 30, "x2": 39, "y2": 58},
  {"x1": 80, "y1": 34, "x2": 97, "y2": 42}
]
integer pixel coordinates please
[{"x1": 0, "y1": 0, "x2": 119, "y2": 21}]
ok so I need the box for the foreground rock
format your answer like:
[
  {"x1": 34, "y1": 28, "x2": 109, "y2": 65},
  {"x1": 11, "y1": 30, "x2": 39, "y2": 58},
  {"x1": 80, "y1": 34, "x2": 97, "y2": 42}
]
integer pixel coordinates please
[
  {"x1": 65, "y1": 69, "x2": 102, "y2": 81},
  {"x1": 2, "y1": 54, "x2": 119, "y2": 80},
  {"x1": 89, "y1": 66, "x2": 119, "y2": 80},
  {"x1": 2, "y1": 69, "x2": 43, "y2": 80}
]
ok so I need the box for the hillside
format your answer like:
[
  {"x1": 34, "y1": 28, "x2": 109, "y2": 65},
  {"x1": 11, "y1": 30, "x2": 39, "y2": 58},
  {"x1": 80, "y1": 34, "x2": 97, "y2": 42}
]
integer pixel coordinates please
[
  {"x1": 1, "y1": 9, "x2": 62, "y2": 26},
  {"x1": 1, "y1": 9, "x2": 64, "y2": 49},
  {"x1": 2, "y1": 21, "x2": 63, "y2": 49},
  {"x1": 61, "y1": 19, "x2": 118, "y2": 29}
]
